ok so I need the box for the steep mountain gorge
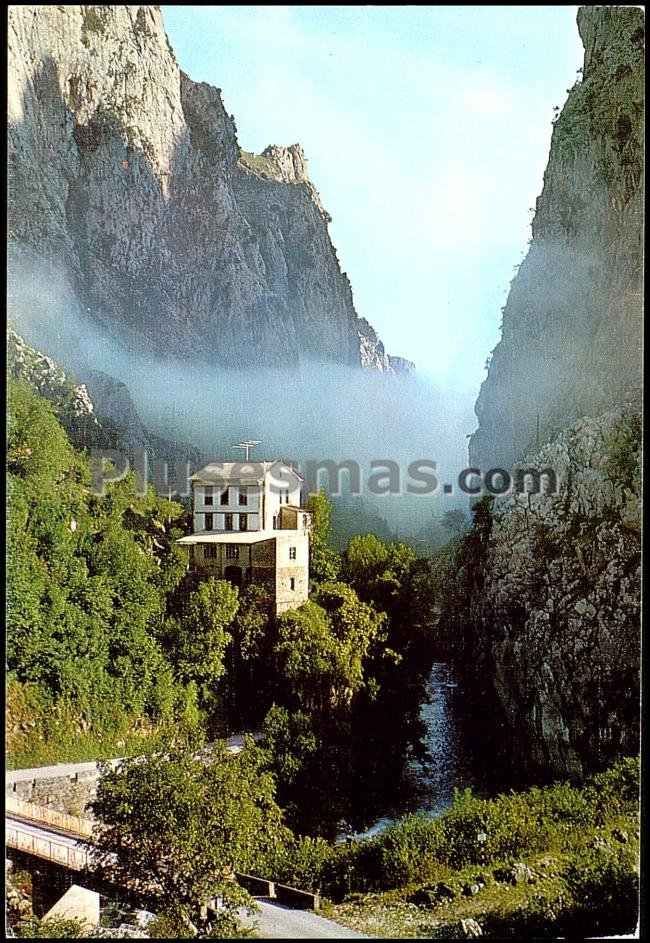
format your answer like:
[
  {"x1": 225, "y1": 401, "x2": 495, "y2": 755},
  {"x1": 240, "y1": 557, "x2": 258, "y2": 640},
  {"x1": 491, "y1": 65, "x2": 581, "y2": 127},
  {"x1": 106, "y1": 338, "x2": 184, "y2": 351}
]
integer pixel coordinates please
[
  {"x1": 8, "y1": 5, "x2": 410, "y2": 373},
  {"x1": 470, "y1": 6, "x2": 644, "y2": 471},
  {"x1": 445, "y1": 403, "x2": 641, "y2": 780},
  {"x1": 450, "y1": 6, "x2": 643, "y2": 781}
]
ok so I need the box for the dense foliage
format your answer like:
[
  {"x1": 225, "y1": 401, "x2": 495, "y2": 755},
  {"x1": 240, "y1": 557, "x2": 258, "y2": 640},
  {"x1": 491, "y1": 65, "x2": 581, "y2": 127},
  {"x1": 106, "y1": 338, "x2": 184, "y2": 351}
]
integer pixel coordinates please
[
  {"x1": 7, "y1": 381, "x2": 640, "y2": 939},
  {"x1": 7, "y1": 381, "x2": 198, "y2": 765},
  {"x1": 253, "y1": 527, "x2": 442, "y2": 837},
  {"x1": 91, "y1": 736, "x2": 289, "y2": 935},
  {"x1": 7, "y1": 381, "x2": 437, "y2": 837},
  {"x1": 274, "y1": 758, "x2": 640, "y2": 939}
]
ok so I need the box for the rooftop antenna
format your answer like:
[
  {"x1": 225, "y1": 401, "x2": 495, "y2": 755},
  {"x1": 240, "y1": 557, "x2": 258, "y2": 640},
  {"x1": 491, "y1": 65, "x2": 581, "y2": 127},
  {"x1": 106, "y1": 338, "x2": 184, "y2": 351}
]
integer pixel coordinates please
[{"x1": 233, "y1": 440, "x2": 261, "y2": 461}]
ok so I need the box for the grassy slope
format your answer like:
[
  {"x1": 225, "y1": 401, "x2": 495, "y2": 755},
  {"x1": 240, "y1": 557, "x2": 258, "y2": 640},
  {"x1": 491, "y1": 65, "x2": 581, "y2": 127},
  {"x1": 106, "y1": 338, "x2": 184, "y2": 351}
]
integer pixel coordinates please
[{"x1": 318, "y1": 759, "x2": 639, "y2": 938}]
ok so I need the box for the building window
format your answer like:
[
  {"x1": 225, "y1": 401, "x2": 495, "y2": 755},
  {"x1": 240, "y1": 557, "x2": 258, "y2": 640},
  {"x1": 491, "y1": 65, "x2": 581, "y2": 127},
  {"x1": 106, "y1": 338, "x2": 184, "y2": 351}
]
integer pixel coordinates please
[
  {"x1": 204, "y1": 486, "x2": 214, "y2": 506},
  {"x1": 289, "y1": 546, "x2": 297, "y2": 560},
  {"x1": 239, "y1": 514, "x2": 248, "y2": 532},
  {"x1": 273, "y1": 514, "x2": 278, "y2": 530},
  {"x1": 302, "y1": 514, "x2": 308, "y2": 528},
  {"x1": 290, "y1": 577, "x2": 296, "y2": 591},
  {"x1": 205, "y1": 513, "x2": 213, "y2": 531},
  {"x1": 225, "y1": 513, "x2": 233, "y2": 531},
  {"x1": 204, "y1": 545, "x2": 217, "y2": 559},
  {"x1": 226, "y1": 545, "x2": 239, "y2": 560},
  {"x1": 220, "y1": 488, "x2": 229, "y2": 506},
  {"x1": 281, "y1": 489, "x2": 289, "y2": 504},
  {"x1": 239, "y1": 488, "x2": 248, "y2": 506}
]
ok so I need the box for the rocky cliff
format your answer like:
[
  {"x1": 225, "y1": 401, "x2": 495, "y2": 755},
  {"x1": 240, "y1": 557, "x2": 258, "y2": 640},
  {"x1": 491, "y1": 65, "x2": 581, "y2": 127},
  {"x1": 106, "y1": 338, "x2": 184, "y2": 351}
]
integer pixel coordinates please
[
  {"x1": 8, "y1": 329, "x2": 101, "y2": 447},
  {"x1": 455, "y1": 6, "x2": 643, "y2": 782},
  {"x1": 8, "y1": 329, "x2": 204, "y2": 473},
  {"x1": 444, "y1": 403, "x2": 640, "y2": 780},
  {"x1": 8, "y1": 4, "x2": 406, "y2": 372},
  {"x1": 470, "y1": 6, "x2": 644, "y2": 471}
]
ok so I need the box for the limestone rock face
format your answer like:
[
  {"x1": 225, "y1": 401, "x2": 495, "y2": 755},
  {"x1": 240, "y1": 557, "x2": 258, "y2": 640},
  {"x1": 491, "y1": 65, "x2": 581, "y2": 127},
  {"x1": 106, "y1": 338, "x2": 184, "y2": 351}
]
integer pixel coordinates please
[
  {"x1": 8, "y1": 5, "x2": 408, "y2": 372},
  {"x1": 451, "y1": 404, "x2": 640, "y2": 778},
  {"x1": 8, "y1": 328, "x2": 100, "y2": 446},
  {"x1": 8, "y1": 329, "x2": 204, "y2": 471},
  {"x1": 81, "y1": 369, "x2": 150, "y2": 449},
  {"x1": 470, "y1": 6, "x2": 644, "y2": 471}
]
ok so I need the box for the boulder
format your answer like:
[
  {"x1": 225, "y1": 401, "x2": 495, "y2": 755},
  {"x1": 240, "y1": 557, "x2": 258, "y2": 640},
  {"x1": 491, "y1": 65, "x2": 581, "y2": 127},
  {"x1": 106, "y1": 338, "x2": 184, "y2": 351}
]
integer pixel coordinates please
[
  {"x1": 461, "y1": 917, "x2": 483, "y2": 938},
  {"x1": 410, "y1": 883, "x2": 456, "y2": 908},
  {"x1": 463, "y1": 883, "x2": 481, "y2": 897},
  {"x1": 494, "y1": 863, "x2": 536, "y2": 886}
]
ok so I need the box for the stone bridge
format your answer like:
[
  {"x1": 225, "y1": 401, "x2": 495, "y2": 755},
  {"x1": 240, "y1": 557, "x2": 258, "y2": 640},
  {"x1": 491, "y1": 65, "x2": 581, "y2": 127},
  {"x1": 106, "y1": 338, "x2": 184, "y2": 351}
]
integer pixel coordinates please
[
  {"x1": 5, "y1": 785, "x2": 365, "y2": 938},
  {"x1": 6, "y1": 797, "x2": 90, "y2": 871}
]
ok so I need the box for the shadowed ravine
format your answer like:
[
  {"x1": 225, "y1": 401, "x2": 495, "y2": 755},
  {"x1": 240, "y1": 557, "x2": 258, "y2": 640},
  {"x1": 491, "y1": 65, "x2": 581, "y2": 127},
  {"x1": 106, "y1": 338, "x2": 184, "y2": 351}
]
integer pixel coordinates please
[{"x1": 352, "y1": 663, "x2": 477, "y2": 840}]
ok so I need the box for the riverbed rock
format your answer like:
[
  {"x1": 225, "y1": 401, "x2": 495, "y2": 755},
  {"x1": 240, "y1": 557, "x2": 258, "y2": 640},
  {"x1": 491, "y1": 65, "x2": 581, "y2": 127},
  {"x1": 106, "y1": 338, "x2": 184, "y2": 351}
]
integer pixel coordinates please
[
  {"x1": 436, "y1": 883, "x2": 457, "y2": 901},
  {"x1": 463, "y1": 883, "x2": 481, "y2": 897},
  {"x1": 410, "y1": 883, "x2": 457, "y2": 908},
  {"x1": 494, "y1": 863, "x2": 536, "y2": 886},
  {"x1": 408, "y1": 882, "x2": 457, "y2": 908},
  {"x1": 410, "y1": 889, "x2": 439, "y2": 909},
  {"x1": 460, "y1": 917, "x2": 483, "y2": 938}
]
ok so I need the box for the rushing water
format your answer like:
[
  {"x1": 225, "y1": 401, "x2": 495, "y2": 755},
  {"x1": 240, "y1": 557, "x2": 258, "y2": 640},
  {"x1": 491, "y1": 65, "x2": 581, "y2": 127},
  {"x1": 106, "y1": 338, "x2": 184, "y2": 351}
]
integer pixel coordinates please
[{"x1": 354, "y1": 662, "x2": 477, "y2": 838}]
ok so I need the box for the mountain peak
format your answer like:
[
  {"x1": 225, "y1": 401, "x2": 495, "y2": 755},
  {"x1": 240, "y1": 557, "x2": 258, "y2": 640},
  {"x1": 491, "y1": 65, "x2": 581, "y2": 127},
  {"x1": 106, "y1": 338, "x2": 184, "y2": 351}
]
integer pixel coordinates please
[{"x1": 8, "y1": 4, "x2": 410, "y2": 372}]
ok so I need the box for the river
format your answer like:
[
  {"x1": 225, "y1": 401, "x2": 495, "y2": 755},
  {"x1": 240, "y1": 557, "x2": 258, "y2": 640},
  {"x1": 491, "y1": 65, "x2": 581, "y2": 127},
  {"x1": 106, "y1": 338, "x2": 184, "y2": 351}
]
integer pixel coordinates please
[{"x1": 353, "y1": 662, "x2": 477, "y2": 839}]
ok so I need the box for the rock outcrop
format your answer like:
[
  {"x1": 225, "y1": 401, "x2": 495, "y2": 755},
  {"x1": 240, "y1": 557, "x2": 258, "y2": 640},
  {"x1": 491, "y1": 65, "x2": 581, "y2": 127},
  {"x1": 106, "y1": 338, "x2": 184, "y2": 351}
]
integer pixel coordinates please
[
  {"x1": 8, "y1": 329, "x2": 204, "y2": 473},
  {"x1": 8, "y1": 328, "x2": 101, "y2": 447},
  {"x1": 457, "y1": 5, "x2": 643, "y2": 781},
  {"x1": 8, "y1": 5, "x2": 409, "y2": 373},
  {"x1": 470, "y1": 6, "x2": 643, "y2": 471},
  {"x1": 446, "y1": 403, "x2": 640, "y2": 779}
]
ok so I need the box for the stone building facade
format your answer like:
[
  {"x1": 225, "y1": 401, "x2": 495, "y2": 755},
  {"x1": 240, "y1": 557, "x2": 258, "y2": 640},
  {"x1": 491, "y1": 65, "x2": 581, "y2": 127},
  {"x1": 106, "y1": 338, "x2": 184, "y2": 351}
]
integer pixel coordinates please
[{"x1": 177, "y1": 460, "x2": 311, "y2": 615}]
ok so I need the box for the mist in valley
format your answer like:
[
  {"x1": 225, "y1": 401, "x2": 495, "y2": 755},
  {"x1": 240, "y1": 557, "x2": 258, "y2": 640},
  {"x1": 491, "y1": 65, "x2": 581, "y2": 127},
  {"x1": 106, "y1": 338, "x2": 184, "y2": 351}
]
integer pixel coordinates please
[{"x1": 9, "y1": 249, "x2": 477, "y2": 544}]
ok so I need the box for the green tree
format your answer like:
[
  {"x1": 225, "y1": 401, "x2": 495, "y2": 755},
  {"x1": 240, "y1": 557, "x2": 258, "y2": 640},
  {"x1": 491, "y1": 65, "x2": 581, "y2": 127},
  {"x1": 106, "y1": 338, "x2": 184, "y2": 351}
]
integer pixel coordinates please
[
  {"x1": 313, "y1": 581, "x2": 387, "y2": 694},
  {"x1": 259, "y1": 703, "x2": 350, "y2": 836},
  {"x1": 91, "y1": 737, "x2": 292, "y2": 936},
  {"x1": 273, "y1": 583, "x2": 386, "y2": 714},
  {"x1": 273, "y1": 601, "x2": 338, "y2": 713},
  {"x1": 344, "y1": 534, "x2": 417, "y2": 614},
  {"x1": 225, "y1": 584, "x2": 273, "y2": 726},
  {"x1": 174, "y1": 579, "x2": 240, "y2": 695},
  {"x1": 261, "y1": 705, "x2": 319, "y2": 791},
  {"x1": 306, "y1": 490, "x2": 341, "y2": 582},
  {"x1": 6, "y1": 379, "x2": 194, "y2": 766},
  {"x1": 16, "y1": 916, "x2": 87, "y2": 938}
]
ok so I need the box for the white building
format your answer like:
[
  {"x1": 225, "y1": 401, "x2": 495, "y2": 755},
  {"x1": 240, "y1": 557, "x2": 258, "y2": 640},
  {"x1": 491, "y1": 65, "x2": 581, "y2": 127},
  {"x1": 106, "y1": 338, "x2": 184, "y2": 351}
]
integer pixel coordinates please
[{"x1": 176, "y1": 460, "x2": 311, "y2": 615}]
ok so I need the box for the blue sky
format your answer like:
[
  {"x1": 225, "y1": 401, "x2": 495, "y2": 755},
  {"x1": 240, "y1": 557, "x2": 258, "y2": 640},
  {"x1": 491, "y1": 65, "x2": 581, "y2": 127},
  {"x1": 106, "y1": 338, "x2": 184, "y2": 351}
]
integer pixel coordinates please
[{"x1": 161, "y1": 5, "x2": 583, "y2": 400}]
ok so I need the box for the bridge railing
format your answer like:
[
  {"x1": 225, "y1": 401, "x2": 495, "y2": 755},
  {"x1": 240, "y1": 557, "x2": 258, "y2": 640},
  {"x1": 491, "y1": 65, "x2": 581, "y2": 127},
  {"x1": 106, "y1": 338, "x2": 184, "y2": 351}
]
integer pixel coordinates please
[
  {"x1": 6, "y1": 796, "x2": 93, "y2": 838},
  {"x1": 6, "y1": 823, "x2": 89, "y2": 871}
]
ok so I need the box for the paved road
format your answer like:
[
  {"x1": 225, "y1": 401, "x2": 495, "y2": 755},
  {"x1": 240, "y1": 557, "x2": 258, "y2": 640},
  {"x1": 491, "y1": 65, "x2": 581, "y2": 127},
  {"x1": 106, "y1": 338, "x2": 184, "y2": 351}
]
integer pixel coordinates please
[
  {"x1": 6, "y1": 734, "x2": 258, "y2": 784},
  {"x1": 241, "y1": 899, "x2": 367, "y2": 939},
  {"x1": 7, "y1": 818, "x2": 366, "y2": 939}
]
